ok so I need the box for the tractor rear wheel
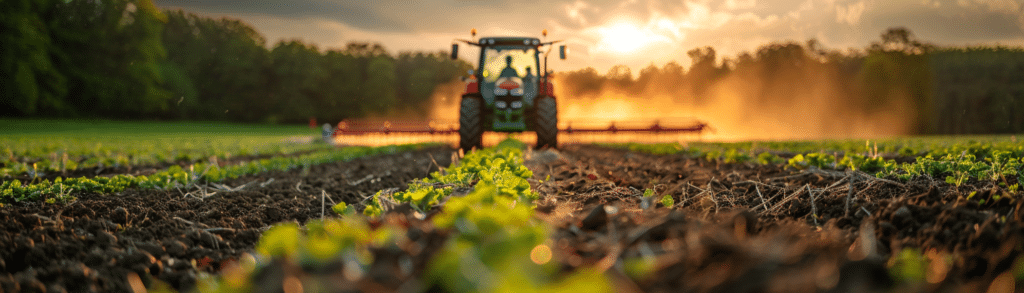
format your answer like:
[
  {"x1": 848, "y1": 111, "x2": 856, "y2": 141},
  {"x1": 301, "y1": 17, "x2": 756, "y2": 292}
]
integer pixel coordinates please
[
  {"x1": 535, "y1": 96, "x2": 558, "y2": 149},
  {"x1": 459, "y1": 96, "x2": 483, "y2": 151}
]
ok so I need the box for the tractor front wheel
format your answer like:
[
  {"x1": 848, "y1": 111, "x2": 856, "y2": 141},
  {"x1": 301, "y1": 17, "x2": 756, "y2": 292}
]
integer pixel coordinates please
[
  {"x1": 535, "y1": 96, "x2": 558, "y2": 149},
  {"x1": 459, "y1": 96, "x2": 483, "y2": 151}
]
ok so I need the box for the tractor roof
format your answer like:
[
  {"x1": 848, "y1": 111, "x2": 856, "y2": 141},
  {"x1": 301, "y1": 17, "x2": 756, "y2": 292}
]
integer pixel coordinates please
[{"x1": 477, "y1": 36, "x2": 542, "y2": 46}]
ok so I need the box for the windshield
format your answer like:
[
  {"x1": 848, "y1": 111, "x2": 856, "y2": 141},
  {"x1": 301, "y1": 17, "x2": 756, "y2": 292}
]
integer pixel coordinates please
[{"x1": 481, "y1": 47, "x2": 538, "y2": 82}]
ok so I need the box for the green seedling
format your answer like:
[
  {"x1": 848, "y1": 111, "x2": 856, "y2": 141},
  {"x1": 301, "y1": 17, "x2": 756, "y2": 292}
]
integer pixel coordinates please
[
  {"x1": 643, "y1": 188, "x2": 654, "y2": 198},
  {"x1": 332, "y1": 202, "x2": 354, "y2": 216},
  {"x1": 757, "y1": 152, "x2": 782, "y2": 165},
  {"x1": 888, "y1": 248, "x2": 927, "y2": 284},
  {"x1": 660, "y1": 194, "x2": 675, "y2": 207}
]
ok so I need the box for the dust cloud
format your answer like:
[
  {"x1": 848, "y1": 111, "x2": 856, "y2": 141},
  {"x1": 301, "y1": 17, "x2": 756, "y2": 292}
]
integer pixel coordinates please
[
  {"x1": 426, "y1": 81, "x2": 464, "y2": 123},
  {"x1": 552, "y1": 68, "x2": 916, "y2": 141},
  {"x1": 414, "y1": 59, "x2": 918, "y2": 143}
]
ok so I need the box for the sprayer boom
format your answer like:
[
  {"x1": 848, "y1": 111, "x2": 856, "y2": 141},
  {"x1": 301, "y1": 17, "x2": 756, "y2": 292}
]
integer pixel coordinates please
[{"x1": 331, "y1": 118, "x2": 711, "y2": 146}]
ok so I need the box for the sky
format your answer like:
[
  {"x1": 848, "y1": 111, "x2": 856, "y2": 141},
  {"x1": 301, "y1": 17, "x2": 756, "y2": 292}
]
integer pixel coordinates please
[{"x1": 157, "y1": 0, "x2": 1024, "y2": 73}]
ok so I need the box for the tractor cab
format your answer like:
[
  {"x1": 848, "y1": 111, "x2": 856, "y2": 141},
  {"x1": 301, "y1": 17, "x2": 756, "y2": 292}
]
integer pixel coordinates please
[
  {"x1": 476, "y1": 37, "x2": 543, "y2": 131},
  {"x1": 451, "y1": 33, "x2": 566, "y2": 150}
]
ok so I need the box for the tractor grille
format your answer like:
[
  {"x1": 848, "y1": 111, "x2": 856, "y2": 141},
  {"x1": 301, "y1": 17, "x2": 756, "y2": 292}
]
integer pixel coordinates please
[{"x1": 493, "y1": 95, "x2": 526, "y2": 131}]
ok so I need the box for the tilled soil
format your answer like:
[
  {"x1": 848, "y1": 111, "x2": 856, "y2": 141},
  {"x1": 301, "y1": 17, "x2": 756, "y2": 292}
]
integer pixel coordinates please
[
  {"x1": 529, "y1": 145, "x2": 1023, "y2": 293},
  {"x1": 0, "y1": 146, "x2": 454, "y2": 292},
  {"x1": 3, "y1": 144, "x2": 1023, "y2": 292}
]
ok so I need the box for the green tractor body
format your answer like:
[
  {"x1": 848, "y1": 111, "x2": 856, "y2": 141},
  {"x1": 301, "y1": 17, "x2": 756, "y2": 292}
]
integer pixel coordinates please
[{"x1": 451, "y1": 36, "x2": 565, "y2": 150}]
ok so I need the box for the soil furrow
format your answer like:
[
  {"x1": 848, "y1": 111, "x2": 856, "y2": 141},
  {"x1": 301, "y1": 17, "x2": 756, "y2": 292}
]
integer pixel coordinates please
[
  {"x1": 527, "y1": 145, "x2": 1024, "y2": 292},
  {"x1": 0, "y1": 146, "x2": 454, "y2": 292}
]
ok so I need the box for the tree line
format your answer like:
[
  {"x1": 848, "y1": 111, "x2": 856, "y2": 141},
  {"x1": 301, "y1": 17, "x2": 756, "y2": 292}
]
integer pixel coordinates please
[
  {"x1": 557, "y1": 28, "x2": 1024, "y2": 135},
  {"x1": 1, "y1": 0, "x2": 471, "y2": 123}
]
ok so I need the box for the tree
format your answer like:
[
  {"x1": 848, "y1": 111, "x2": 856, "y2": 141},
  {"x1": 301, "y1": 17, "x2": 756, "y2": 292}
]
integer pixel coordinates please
[
  {"x1": 396, "y1": 52, "x2": 446, "y2": 116},
  {"x1": 346, "y1": 42, "x2": 388, "y2": 57},
  {"x1": 686, "y1": 47, "x2": 724, "y2": 104},
  {"x1": 634, "y1": 64, "x2": 660, "y2": 94},
  {"x1": 363, "y1": 56, "x2": 397, "y2": 115},
  {"x1": 872, "y1": 27, "x2": 931, "y2": 54},
  {"x1": 162, "y1": 10, "x2": 270, "y2": 120},
  {"x1": 319, "y1": 50, "x2": 365, "y2": 120},
  {"x1": 861, "y1": 27, "x2": 934, "y2": 132},
  {"x1": 0, "y1": 0, "x2": 67, "y2": 116},
  {"x1": 268, "y1": 40, "x2": 323, "y2": 123},
  {"x1": 47, "y1": 0, "x2": 171, "y2": 117},
  {"x1": 556, "y1": 67, "x2": 604, "y2": 98},
  {"x1": 928, "y1": 47, "x2": 1024, "y2": 134}
]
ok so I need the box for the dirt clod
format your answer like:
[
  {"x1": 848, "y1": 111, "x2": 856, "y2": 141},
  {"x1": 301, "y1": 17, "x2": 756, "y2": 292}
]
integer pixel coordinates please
[{"x1": 580, "y1": 205, "x2": 608, "y2": 230}]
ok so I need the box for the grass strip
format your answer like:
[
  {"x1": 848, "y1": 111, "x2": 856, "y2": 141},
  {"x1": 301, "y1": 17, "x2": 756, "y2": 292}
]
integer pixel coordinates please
[
  {"x1": 1, "y1": 119, "x2": 326, "y2": 177},
  {"x1": 0, "y1": 144, "x2": 430, "y2": 205}
]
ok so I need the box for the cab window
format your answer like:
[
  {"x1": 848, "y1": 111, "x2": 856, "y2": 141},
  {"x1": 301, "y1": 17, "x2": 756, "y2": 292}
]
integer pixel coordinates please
[{"x1": 482, "y1": 47, "x2": 537, "y2": 82}]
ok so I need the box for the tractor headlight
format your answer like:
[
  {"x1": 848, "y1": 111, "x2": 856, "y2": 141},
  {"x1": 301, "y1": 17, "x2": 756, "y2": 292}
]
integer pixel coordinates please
[
  {"x1": 532, "y1": 40, "x2": 539, "y2": 45},
  {"x1": 511, "y1": 101, "x2": 523, "y2": 109},
  {"x1": 496, "y1": 101, "x2": 507, "y2": 109},
  {"x1": 494, "y1": 88, "x2": 508, "y2": 95},
  {"x1": 510, "y1": 88, "x2": 524, "y2": 96}
]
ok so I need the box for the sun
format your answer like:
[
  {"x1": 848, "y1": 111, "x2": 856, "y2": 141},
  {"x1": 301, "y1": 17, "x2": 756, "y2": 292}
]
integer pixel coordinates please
[{"x1": 596, "y1": 22, "x2": 665, "y2": 54}]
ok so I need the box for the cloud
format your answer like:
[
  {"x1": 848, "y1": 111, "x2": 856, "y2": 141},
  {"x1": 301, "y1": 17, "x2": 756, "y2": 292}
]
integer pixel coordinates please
[
  {"x1": 159, "y1": 0, "x2": 411, "y2": 31},
  {"x1": 967, "y1": 0, "x2": 1024, "y2": 29},
  {"x1": 836, "y1": 1, "x2": 866, "y2": 25},
  {"x1": 865, "y1": 0, "x2": 1024, "y2": 43},
  {"x1": 565, "y1": 1, "x2": 591, "y2": 25},
  {"x1": 970, "y1": 0, "x2": 1021, "y2": 12},
  {"x1": 725, "y1": 0, "x2": 757, "y2": 10}
]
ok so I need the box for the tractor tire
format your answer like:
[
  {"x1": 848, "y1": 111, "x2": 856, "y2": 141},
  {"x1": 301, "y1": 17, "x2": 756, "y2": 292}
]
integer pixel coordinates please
[
  {"x1": 535, "y1": 96, "x2": 558, "y2": 149},
  {"x1": 459, "y1": 96, "x2": 483, "y2": 151}
]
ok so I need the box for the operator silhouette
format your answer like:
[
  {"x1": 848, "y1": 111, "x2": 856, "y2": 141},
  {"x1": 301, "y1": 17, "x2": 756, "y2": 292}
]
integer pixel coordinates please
[{"x1": 499, "y1": 55, "x2": 519, "y2": 78}]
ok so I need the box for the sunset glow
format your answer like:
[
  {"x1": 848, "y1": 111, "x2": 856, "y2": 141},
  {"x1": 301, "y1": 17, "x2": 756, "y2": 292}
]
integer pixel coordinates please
[
  {"x1": 596, "y1": 22, "x2": 669, "y2": 54},
  {"x1": 161, "y1": 0, "x2": 1024, "y2": 73}
]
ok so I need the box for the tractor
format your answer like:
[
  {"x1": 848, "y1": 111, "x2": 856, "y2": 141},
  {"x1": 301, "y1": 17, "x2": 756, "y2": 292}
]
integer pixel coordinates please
[
  {"x1": 450, "y1": 30, "x2": 567, "y2": 151},
  {"x1": 332, "y1": 32, "x2": 709, "y2": 147}
]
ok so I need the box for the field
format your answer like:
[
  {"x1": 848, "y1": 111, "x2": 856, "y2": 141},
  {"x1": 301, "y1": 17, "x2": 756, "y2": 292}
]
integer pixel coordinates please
[{"x1": 2, "y1": 120, "x2": 1023, "y2": 292}]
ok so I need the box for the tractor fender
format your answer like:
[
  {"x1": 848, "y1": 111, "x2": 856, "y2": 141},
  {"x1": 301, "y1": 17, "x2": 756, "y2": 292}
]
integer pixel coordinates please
[
  {"x1": 540, "y1": 81, "x2": 555, "y2": 96},
  {"x1": 464, "y1": 81, "x2": 479, "y2": 94}
]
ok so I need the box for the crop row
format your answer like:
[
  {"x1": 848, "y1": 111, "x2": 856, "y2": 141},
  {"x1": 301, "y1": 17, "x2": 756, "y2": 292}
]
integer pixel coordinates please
[
  {"x1": 200, "y1": 140, "x2": 613, "y2": 292},
  {"x1": 614, "y1": 136, "x2": 1023, "y2": 159},
  {"x1": 0, "y1": 144, "x2": 428, "y2": 205},
  {"x1": 692, "y1": 135, "x2": 1023, "y2": 157},
  {"x1": 616, "y1": 138, "x2": 1024, "y2": 188},
  {"x1": 1, "y1": 136, "x2": 330, "y2": 178}
]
